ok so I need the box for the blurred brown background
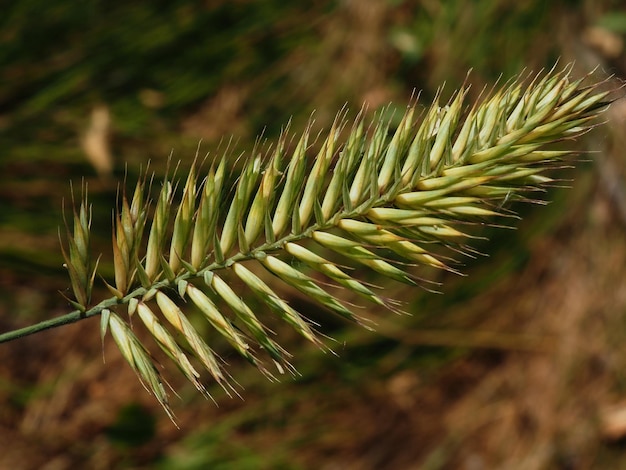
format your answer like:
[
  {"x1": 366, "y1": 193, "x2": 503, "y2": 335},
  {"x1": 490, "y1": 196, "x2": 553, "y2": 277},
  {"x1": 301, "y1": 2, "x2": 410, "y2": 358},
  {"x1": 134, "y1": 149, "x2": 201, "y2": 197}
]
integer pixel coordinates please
[{"x1": 2, "y1": 1, "x2": 626, "y2": 468}]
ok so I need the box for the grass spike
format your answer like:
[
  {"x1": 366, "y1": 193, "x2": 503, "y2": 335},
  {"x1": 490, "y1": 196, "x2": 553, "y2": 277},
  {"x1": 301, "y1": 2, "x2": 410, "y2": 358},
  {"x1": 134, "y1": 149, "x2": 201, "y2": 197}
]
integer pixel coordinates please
[{"x1": 41, "y1": 65, "x2": 617, "y2": 419}]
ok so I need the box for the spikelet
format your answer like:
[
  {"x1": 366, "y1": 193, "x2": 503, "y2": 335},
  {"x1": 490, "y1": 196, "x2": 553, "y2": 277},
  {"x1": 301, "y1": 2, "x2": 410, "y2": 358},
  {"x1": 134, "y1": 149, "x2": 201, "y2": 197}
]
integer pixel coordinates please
[
  {"x1": 59, "y1": 182, "x2": 99, "y2": 311},
  {"x1": 107, "y1": 311, "x2": 174, "y2": 422}
]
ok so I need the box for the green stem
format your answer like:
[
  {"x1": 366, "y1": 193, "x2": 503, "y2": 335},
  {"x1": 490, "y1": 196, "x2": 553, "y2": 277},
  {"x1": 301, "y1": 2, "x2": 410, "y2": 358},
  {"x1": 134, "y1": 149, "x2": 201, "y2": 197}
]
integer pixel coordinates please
[
  {"x1": 0, "y1": 309, "x2": 89, "y2": 343},
  {"x1": 0, "y1": 291, "x2": 140, "y2": 344}
]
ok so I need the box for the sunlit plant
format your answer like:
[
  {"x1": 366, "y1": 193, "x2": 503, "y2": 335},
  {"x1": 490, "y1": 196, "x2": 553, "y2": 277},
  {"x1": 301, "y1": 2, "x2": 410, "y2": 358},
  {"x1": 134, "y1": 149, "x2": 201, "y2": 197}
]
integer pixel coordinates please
[{"x1": 0, "y1": 65, "x2": 612, "y2": 422}]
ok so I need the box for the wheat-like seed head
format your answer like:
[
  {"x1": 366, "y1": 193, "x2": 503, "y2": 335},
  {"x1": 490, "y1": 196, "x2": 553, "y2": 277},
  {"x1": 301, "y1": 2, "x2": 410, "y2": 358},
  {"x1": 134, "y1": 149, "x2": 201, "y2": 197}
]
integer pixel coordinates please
[{"x1": 60, "y1": 65, "x2": 613, "y2": 420}]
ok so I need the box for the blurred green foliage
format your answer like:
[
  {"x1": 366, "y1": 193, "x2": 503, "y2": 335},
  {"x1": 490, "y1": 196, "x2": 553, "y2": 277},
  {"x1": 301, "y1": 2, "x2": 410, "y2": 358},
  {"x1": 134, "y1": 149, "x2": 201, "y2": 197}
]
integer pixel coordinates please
[
  {"x1": 105, "y1": 403, "x2": 156, "y2": 448},
  {"x1": 597, "y1": 11, "x2": 626, "y2": 33},
  {"x1": 1, "y1": 1, "x2": 325, "y2": 137}
]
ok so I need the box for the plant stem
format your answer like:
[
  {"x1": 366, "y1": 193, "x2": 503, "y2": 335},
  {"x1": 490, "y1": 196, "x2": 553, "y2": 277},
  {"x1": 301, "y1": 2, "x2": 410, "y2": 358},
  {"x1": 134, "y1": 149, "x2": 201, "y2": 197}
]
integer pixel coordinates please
[
  {"x1": 0, "y1": 309, "x2": 88, "y2": 343},
  {"x1": 0, "y1": 293, "x2": 135, "y2": 344}
]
